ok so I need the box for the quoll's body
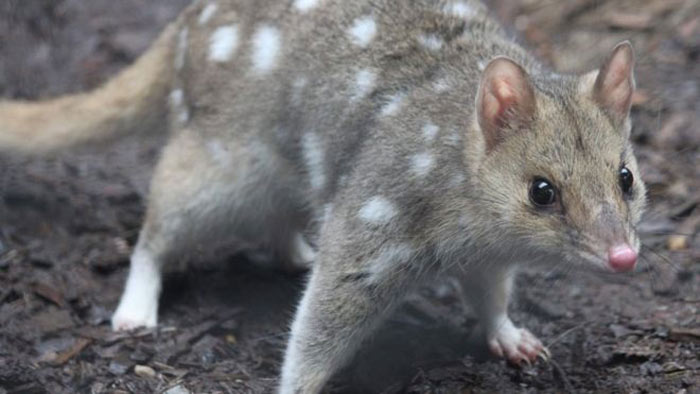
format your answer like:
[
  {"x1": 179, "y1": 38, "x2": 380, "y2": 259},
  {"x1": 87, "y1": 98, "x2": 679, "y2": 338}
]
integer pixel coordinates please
[{"x1": 0, "y1": 0, "x2": 646, "y2": 392}]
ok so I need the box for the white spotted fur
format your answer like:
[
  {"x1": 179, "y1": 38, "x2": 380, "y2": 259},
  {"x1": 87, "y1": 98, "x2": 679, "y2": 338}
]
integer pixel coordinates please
[
  {"x1": 348, "y1": 16, "x2": 376, "y2": 47},
  {"x1": 410, "y1": 152, "x2": 435, "y2": 177},
  {"x1": 208, "y1": 25, "x2": 239, "y2": 62},
  {"x1": 294, "y1": 0, "x2": 319, "y2": 12},
  {"x1": 359, "y1": 196, "x2": 398, "y2": 225},
  {"x1": 198, "y1": 2, "x2": 218, "y2": 25},
  {"x1": 251, "y1": 25, "x2": 281, "y2": 73}
]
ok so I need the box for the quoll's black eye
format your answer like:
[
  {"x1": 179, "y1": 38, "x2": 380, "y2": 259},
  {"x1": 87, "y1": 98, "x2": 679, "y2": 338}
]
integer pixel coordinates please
[
  {"x1": 530, "y1": 178, "x2": 556, "y2": 207},
  {"x1": 619, "y1": 166, "x2": 634, "y2": 194}
]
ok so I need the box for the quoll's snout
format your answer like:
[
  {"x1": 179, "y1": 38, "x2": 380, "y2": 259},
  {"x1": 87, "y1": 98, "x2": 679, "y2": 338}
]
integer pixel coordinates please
[{"x1": 608, "y1": 244, "x2": 637, "y2": 272}]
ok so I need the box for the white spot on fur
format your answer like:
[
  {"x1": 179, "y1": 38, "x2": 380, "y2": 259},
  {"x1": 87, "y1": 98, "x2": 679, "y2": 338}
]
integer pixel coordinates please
[
  {"x1": 178, "y1": 108, "x2": 190, "y2": 123},
  {"x1": 291, "y1": 77, "x2": 307, "y2": 103},
  {"x1": 206, "y1": 139, "x2": 230, "y2": 166},
  {"x1": 368, "y1": 243, "x2": 414, "y2": 281},
  {"x1": 411, "y1": 152, "x2": 435, "y2": 177},
  {"x1": 294, "y1": 0, "x2": 318, "y2": 12},
  {"x1": 359, "y1": 196, "x2": 397, "y2": 225},
  {"x1": 209, "y1": 25, "x2": 239, "y2": 62},
  {"x1": 422, "y1": 122, "x2": 439, "y2": 141},
  {"x1": 169, "y1": 89, "x2": 189, "y2": 123},
  {"x1": 478, "y1": 60, "x2": 487, "y2": 71},
  {"x1": 418, "y1": 33, "x2": 443, "y2": 50},
  {"x1": 251, "y1": 25, "x2": 281, "y2": 73},
  {"x1": 301, "y1": 132, "x2": 325, "y2": 190},
  {"x1": 445, "y1": 1, "x2": 477, "y2": 18},
  {"x1": 444, "y1": 130, "x2": 462, "y2": 147},
  {"x1": 348, "y1": 16, "x2": 376, "y2": 47},
  {"x1": 322, "y1": 203, "x2": 333, "y2": 223},
  {"x1": 433, "y1": 77, "x2": 450, "y2": 92},
  {"x1": 198, "y1": 2, "x2": 218, "y2": 25},
  {"x1": 353, "y1": 68, "x2": 376, "y2": 101},
  {"x1": 175, "y1": 28, "x2": 188, "y2": 70},
  {"x1": 380, "y1": 93, "x2": 404, "y2": 116},
  {"x1": 169, "y1": 89, "x2": 184, "y2": 108}
]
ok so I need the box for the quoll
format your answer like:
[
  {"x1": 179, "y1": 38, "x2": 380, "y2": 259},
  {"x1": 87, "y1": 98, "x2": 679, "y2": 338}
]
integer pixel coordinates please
[{"x1": 0, "y1": 0, "x2": 646, "y2": 392}]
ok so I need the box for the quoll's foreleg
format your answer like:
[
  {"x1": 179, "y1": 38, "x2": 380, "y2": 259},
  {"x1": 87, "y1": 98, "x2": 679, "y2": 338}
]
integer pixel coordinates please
[
  {"x1": 458, "y1": 266, "x2": 549, "y2": 365},
  {"x1": 279, "y1": 238, "x2": 418, "y2": 393}
]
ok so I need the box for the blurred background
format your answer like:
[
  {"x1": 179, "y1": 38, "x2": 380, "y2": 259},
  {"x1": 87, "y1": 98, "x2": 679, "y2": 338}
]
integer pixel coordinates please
[{"x1": 0, "y1": 0, "x2": 697, "y2": 393}]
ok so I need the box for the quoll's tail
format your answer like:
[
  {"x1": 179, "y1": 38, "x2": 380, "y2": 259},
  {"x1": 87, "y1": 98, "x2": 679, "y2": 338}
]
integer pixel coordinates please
[{"x1": 0, "y1": 22, "x2": 179, "y2": 155}]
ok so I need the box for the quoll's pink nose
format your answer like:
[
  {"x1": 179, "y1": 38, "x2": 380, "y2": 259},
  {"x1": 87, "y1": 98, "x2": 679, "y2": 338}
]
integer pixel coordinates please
[{"x1": 608, "y1": 244, "x2": 637, "y2": 272}]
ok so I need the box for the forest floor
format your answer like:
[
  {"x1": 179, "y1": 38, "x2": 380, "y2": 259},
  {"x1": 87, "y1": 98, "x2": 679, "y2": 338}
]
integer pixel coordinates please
[{"x1": 0, "y1": 0, "x2": 698, "y2": 393}]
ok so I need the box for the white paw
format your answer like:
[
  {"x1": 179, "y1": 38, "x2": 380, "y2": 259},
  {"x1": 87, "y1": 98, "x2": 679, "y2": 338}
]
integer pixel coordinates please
[
  {"x1": 488, "y1": 318, "x2": 549, "y2": 365},
  {"x1": 111, "y1": 301, "x2": 158, "y2": 331},
  {"x1": 111, "y1": 248, "x2": 161, "y2": 331}
]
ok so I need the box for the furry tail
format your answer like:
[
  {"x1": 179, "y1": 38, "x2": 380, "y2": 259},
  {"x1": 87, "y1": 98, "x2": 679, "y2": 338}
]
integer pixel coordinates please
[{"x1": 0, "y1": 22, "x2": 179, "y2": 155}]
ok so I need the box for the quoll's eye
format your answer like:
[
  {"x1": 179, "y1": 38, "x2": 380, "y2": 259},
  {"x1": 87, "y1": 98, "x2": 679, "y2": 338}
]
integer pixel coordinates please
[
  {"x1": 530, "y1": 178, "x2": 556, "y2": 207},
  {"x1": 619, "y1": 166, "x2": 634, "y2": 194}
]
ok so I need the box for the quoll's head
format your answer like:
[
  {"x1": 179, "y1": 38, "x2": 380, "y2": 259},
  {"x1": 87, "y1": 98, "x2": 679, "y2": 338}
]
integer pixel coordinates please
[{"x1": 470, "y1": 42, "x2": 646, "y2": 273}]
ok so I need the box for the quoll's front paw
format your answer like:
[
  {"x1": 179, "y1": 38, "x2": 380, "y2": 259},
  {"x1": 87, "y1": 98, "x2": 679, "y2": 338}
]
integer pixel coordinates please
[{"x1": 488, "y1": 318, "x2": 550, "y2": 365}]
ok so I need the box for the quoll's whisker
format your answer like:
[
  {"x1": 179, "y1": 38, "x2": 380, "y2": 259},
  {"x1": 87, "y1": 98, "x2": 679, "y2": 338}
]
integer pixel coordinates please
[
  {"x1": 639, "y1": 231, "x2": 695, "y2": 236},
  {"x1": 640, "y1": 244, "x2": 684, "y2": 273}
]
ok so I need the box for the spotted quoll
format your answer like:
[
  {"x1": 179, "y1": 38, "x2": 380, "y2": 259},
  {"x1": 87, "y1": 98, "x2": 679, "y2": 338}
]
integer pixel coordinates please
[{"x1": 0, "y1": 0, "x2": 646, "y2": 392}]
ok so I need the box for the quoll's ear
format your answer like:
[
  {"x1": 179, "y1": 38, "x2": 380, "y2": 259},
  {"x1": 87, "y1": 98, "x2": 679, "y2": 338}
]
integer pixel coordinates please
[
  {"x1": 585, "y1": 41, "x2": 636, "y2": 126},
  {"x1": 476, "y1": 57, "x2": 536, "y2": 152}
]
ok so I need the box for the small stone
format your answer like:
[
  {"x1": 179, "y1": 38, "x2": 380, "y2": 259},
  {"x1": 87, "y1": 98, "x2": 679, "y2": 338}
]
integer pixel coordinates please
[
  {"x1": 164, "y1": 385, "x2": 191, "y2": 394},
  {"x1": 108, "y1": 359, "x2": 130, "y2": 375},
  {"x1": 90, "y1": 382, "x2": 105, "y2": 394},
  {"x1": 640, "y1": 361, "x2": 663, "y2": 376},
  {"x1": 667, "y1": 235, "x2": 688, "y2": 251},
  {"x1": 609, "y1": 324, "x2": 635, "y2": 338},
  {"x1": 134, "y1": 365, "x2": 156, "y2": 378}
]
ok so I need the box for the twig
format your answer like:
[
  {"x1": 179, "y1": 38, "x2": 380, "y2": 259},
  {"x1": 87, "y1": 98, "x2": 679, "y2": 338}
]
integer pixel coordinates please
[
  {"x1": 546, "y1": 321, "x2": 588, "y2": 349},
  {"x1": 550, "y1": 358, "x2": 577, "y2": 394}
]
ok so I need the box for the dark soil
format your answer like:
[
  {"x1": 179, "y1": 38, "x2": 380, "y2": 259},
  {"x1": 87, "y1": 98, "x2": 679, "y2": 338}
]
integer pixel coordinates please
[{"x1": 0, "y1": 1, "x2": 698, "y2": 393}]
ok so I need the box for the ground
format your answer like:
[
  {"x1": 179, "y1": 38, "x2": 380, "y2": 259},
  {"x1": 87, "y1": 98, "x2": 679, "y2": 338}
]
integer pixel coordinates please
[{"x1": 0, "y1": 0, "x2": 698, "y2": 393}]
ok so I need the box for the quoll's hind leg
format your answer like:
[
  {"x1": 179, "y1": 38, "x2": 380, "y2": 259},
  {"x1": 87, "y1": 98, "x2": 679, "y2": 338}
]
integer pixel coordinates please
[
  {"x1": 111, "y1": 234, "x2": 166, "y2": 331},
  {"x1": 112, "y1": 129, "x2": 296, "y2": 331},
  {"x1": 457, "y1": 266, "x2": 550, "y2": 365},
  {"x1": 112, "y1": 131, "x2": 224, "y2": 331}
]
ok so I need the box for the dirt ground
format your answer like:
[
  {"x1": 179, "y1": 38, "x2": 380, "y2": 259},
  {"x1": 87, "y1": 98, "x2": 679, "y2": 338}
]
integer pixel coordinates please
[{"x1": 0, "y1": 0, "x2": 698, "y2": 393}]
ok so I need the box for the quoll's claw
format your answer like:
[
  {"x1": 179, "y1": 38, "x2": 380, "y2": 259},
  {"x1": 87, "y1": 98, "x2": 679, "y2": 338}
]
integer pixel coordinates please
[
  {"x1": 541, "y1": 346, "x2": 552, "y2": 361},
  {"x1": 488, "y1": 320, "x2": 548, "y2": 366}
]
